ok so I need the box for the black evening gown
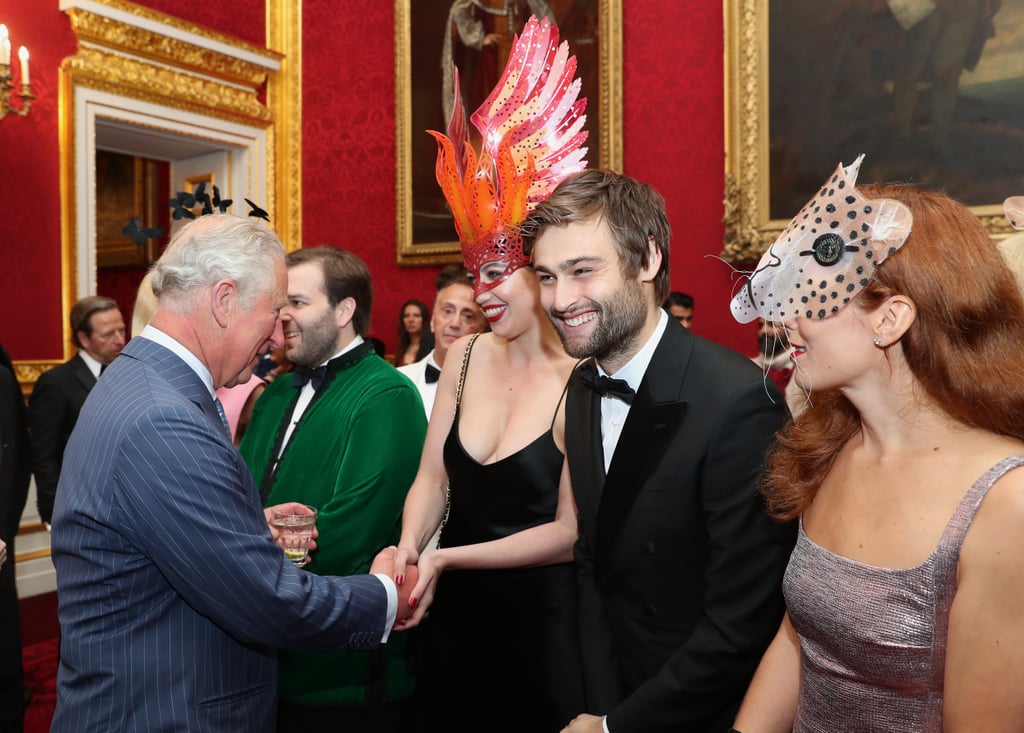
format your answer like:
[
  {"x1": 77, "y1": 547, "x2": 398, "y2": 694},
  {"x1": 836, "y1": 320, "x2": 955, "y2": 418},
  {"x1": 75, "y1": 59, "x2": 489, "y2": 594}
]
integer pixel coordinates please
[{"x1": 421, "y1": 400, "x2": 585, "y2": 732}]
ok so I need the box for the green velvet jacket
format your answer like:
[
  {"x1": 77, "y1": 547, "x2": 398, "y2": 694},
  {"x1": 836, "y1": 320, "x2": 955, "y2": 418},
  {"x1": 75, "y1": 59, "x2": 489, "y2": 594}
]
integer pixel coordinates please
[{"x1": 240, "y1": 343, "x2": 427, "y2": 705}]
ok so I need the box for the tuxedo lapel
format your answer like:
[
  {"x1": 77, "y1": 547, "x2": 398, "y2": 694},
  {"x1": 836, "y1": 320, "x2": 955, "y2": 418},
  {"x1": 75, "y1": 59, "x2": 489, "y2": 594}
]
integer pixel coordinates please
[
  {"x1": 596, "y1": 325, "x2": 692, "y2": 566},
  {"x1": 565, "y1": 361, "x2": 606, "y2": 545}
]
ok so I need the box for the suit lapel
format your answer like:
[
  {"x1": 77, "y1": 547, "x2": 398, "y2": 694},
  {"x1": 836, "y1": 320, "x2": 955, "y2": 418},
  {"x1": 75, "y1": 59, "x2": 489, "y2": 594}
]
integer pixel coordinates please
[
  {"x1": 124, "y1": 338, "x2": 226, "y2": 438},
  {"x1": 70, "y1": 353, "x2": 97, "y2": 392},
  {"x1": 596, "y1": 324, "x2": 692, "y2": 565},
  {"x1": 565, "y1": 361, "x2": 606, "y2": 546}
]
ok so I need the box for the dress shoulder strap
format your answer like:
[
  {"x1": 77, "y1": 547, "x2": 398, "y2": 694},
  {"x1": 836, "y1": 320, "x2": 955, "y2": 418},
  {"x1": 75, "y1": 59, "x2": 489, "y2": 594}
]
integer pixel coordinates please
[
  {"x1": 938, "y1": 455, "x2": 1024, "y2": 552},
  {"x1": 549, "y1": 359, "x2": 584, "y2": 431}
]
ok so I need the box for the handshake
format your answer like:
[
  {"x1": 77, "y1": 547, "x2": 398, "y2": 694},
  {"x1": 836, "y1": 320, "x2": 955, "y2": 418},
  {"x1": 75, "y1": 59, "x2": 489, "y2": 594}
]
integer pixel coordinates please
[{"x1": 370, "y1": 546, "x2": 419, "y2": 626}]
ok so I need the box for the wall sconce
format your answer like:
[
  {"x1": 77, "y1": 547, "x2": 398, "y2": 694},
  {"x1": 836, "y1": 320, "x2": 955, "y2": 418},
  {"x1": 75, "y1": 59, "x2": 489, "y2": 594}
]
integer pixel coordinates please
[{"x1": 1, "y1": 23, "x2": 33, "y2": 119}]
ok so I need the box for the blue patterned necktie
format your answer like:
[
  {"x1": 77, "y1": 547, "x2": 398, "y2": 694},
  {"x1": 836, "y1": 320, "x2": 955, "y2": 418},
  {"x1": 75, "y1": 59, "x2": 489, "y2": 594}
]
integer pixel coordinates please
[{"x1": 213, "y1": 397, "x2": 232, "y2": 437}]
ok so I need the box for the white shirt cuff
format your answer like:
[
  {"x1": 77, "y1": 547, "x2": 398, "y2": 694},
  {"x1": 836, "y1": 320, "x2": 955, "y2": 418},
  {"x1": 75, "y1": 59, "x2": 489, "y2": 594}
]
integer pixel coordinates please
[
  {"x1": 373, "y1": 573, "x2": 398, "y2": 643},
  {"x1": 603, "y1": 716, "x2": 610, "y2": 733}
]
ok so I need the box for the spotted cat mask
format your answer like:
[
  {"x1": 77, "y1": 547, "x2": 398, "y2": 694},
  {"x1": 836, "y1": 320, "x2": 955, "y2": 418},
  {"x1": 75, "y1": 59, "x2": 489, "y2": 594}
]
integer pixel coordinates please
[{"x1": 731, "y1": 154, "x2": 913, "y2": 324}]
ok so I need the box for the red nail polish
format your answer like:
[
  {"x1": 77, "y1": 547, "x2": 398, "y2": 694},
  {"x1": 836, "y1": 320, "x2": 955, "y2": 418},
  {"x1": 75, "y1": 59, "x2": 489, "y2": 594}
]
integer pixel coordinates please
[
  {"x1": 396, "y1": 575, "x2": 404, "y2": 586},
  {"x1": 409, "y1": 597, "x2": 418, "y2": 609}
]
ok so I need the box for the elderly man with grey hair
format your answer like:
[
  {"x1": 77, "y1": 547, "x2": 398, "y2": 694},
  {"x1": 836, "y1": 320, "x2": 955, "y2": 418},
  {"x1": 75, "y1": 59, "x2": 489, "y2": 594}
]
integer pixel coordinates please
[{"x1": 50, "y1": 215, "x2": 414, "y2": 733}]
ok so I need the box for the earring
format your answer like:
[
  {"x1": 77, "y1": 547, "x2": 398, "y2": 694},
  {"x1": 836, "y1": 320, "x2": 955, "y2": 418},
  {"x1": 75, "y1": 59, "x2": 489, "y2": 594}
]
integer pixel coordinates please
[{"x1": 873, "y1": 338, "x2": 883, "y2": 346}]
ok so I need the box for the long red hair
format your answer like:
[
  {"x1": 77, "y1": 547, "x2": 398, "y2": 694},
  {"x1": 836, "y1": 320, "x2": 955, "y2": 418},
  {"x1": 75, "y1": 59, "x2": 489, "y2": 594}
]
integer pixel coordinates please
[{"x1": 764, "y1": 185, "x2": 1024, "y2": 520}]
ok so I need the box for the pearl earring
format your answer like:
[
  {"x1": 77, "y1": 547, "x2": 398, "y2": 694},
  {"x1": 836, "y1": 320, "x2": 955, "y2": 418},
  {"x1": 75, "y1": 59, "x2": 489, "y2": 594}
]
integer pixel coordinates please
[{"x1": 873, "y1": 338, "x2": 883, "y2": 346}]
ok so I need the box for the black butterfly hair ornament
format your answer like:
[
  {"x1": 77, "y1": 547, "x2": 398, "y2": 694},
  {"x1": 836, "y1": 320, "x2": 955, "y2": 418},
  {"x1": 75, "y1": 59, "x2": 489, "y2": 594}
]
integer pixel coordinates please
[
  {"x1": 169, "y1": 191, "x2": 197, "y2": 220},
  {"x1": 192, "y1": 182, "x2": 214, "y2": 216},
  {"x1": 168, "y1": 186, "x2": 267, "y2": 222},
  {"x1": 121, "y1": 217, "x2": 165, "y2": 246},
  {"x1": 245, "y1": 198, "x2": 270, "y2": 222},
  {"x1": 212, "y1": 185, "x2": 233, "y2": 214}
]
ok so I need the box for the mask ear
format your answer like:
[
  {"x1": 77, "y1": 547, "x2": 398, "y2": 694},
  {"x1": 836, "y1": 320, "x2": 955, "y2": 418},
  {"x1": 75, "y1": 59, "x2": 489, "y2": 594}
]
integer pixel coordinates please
[{"x1": 1004, "y1": 196, "x2": 1024, "y2": 231}]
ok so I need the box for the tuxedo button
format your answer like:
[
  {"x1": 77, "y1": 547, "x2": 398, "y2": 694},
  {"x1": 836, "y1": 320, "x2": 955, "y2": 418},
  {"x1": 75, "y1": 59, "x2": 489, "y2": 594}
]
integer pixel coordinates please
[
  {"x1": 644, "y1": 541, "x2": 656, "y2": 555},
  {"x1": 644, "y1": 604, "x2": 656, "y2": 617}
]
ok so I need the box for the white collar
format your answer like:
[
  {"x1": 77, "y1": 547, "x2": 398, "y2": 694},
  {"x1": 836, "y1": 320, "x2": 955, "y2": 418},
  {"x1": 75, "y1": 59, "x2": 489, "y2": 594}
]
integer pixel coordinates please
[
  {"x1": 319, "y1": 334, "x2": 365, "y2": 367},
  {"x1": 78, "y1": 350, "x2": 103, "y2": 379}
]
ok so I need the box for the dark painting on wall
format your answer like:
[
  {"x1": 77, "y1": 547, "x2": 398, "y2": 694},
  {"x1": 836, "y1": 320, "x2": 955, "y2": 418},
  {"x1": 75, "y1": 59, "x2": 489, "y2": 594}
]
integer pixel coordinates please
[
  {"x1": 725, "y1": 0, "x2": 1024, "y2": 263},
  {"x1": 769, "y1": 0, "x2": 1024, "y2": 218}
]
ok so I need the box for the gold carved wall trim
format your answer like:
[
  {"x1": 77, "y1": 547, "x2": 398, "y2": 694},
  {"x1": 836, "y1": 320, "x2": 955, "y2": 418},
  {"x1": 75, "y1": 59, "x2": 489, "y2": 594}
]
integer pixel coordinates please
[
  {"x1": 65, "y1": 6, "x2": 278, "y2": 88},
  {"x1": 266, "y1": 0, "x2": 303, "y2": 252},
  {"x1": 63, "y1": 45, "x2": 273, "y2": 123}
]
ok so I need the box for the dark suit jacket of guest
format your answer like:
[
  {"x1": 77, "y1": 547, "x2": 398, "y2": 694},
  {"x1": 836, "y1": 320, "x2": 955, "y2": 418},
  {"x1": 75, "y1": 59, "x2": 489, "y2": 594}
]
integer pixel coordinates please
[
  {"x1": 0, "y1": 346, "x2": 31, "y2": 732},
  {"x1": 566, "y1": 320, "x2": 794, "y2": 732},
  {"x1": 50, "y1": 337, "x2": 389, "y2": 733},
  {"x1": 0, "y1": 344, "x2": 30, "y2": 543},
  {"x1": 28, "y1": 352, "x2": 95, "y2": 523}
]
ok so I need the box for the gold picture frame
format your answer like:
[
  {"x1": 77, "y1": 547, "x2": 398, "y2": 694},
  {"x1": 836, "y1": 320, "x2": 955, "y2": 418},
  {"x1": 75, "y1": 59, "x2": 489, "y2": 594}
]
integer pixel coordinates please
[
  {"x1": 723, "y1": 0, "x2": 1024, "y2": 265},
  {"x1": 395, "y1": 0, "x2": 623, "y2": 266}
]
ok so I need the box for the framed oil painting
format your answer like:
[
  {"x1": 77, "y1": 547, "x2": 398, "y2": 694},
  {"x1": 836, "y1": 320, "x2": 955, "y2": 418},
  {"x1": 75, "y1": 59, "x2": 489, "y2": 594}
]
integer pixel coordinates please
[
  {"x1": 395, "y1": 0, "x2": 622, "y2": 265},
  {"x1": 724, "y1": 0, "x2": 1024, "y2": 264}
]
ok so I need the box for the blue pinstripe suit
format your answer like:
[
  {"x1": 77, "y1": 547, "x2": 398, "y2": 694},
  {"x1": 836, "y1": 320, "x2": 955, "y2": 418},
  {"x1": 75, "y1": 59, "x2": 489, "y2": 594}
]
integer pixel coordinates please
[{"x1": 50, "y1": 337, "x2": 389, "y2": 732}]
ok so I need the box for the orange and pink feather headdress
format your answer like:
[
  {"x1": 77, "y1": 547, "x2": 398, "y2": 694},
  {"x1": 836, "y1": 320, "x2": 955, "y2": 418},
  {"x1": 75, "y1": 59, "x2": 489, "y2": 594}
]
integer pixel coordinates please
[{"x1": 430, "y1": 15, "x2": 588, "y2": 296}]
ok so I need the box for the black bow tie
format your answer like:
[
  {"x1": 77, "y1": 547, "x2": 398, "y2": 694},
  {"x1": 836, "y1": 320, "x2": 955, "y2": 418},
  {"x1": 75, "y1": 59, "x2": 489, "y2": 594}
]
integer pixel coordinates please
[
  {"x1": 292, "y1": 365, "x2": 327, "y2": 390},
  {"x1": 577, "y1": 363, "x2": 635, "y2": 404},
  {"x1": 424, "y1": 363, "x2": 441, "y2": 384}
]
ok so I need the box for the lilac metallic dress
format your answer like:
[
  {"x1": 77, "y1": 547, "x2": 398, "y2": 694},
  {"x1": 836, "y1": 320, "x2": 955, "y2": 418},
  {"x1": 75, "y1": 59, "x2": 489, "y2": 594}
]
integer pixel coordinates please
[{"x1": 785, "y1": 455, "x2": 1024, "y2": 732}]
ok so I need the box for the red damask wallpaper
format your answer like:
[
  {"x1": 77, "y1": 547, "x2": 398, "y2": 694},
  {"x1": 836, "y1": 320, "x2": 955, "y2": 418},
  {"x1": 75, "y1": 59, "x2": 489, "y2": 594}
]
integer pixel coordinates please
[
  {"x1": 135, "y1": 0, "x2": 265, "y2": 47},
  {"x1": 0, "y1": 3, "x2": 75, "y2": 359}
]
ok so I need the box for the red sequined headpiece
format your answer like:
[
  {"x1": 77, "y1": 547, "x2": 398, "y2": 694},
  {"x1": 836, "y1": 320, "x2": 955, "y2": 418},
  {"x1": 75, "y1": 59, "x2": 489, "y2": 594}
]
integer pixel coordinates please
[{"x1": 430, "y1": 15, "x2": 588, "y2": 296}]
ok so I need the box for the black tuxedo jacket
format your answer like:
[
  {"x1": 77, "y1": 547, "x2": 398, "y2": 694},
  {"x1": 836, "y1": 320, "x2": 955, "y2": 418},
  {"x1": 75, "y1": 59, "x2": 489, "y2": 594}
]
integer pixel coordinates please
[
  {"x1": 28, "y1": 353, "x2": 96, "y2": 523},
  {"x1": 566, "y1": 320, "x2": 794, "y2": 732}
]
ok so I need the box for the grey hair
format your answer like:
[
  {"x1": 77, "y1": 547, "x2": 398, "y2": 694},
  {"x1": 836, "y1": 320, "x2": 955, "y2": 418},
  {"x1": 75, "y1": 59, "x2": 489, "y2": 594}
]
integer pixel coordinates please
[{"x1": 150, "y1": 215, "x2": 285, "y2": 310}]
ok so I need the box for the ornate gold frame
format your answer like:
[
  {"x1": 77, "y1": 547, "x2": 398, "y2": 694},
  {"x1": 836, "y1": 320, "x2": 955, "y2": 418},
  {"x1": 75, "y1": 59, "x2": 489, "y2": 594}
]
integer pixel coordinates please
[
  {"x1": 395, "y1": 0, "x2": 623, "y2": 266},
  {"x1": 723, "y1": 0, "x2": 1017, "y2": 265},
  {"x1": 14, "y1": 0, "x2": 299, "y2": 389}
]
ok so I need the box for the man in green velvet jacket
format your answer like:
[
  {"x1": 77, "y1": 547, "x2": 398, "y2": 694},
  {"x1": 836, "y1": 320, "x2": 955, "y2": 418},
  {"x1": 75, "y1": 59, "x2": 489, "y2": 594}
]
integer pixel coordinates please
[{"x1": 240, "y1": 245, "x2": 426, "y2": 732}]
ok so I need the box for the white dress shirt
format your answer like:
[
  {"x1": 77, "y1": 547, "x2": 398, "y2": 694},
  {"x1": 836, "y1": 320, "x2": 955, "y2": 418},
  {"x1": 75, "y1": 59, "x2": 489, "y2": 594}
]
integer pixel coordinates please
[
  {"x1": 397, "y1": 349, "x2": 441, "y2": 418},
  {"x1": 596, "y1": 309, "x2": 668, "y2": 473}
]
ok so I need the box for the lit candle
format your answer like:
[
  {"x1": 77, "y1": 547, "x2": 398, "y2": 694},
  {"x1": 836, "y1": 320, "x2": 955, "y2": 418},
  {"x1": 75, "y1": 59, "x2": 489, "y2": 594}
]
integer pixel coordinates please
[
  {"x1": 18, "y1": 46, "x2": 28, "y2": 85},
  {"x1": 0, "y1": 25, "x2": 9, "y2": 66}
]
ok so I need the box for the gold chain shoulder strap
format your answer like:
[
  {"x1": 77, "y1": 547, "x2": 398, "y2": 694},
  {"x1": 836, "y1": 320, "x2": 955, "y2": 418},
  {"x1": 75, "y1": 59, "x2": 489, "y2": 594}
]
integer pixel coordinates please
[{"x1": 436, "y1": 332, "x2": 481, "y2": 548}]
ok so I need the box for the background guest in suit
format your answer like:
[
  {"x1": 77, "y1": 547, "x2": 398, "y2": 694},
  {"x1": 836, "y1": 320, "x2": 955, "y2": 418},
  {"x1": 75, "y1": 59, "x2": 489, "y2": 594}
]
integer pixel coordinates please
[
  {"x1": 395, "y1": 299, "x2": 433, "y2": 367},
  {"x1": 398, "y1": 265, "x2": 487, "y2": 417},
  {"x1": 50, "y1": 214, "x2": 414, "y2": 733},
  {"x1": 661, "y1": 290, "x2": 694, "y2": 329},
  {"x1": 240, "y1": 246, "x2": 427, "y2": 732},
  {"x1": 0, "y1": 343, "x2": 31, "y2": 733},
  {"x1": 28, "y1": 296, "x2": 125, "y2": 527},
  {"x1": 527, "y1": 169, "x2": 794, "y2": 733}
]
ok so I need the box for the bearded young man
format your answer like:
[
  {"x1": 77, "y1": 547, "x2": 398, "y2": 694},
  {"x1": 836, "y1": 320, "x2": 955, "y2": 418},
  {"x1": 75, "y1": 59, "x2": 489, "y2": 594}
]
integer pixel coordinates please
[
  {"x1": 239, "y1": 245, "x2": 426, "y2": 732},
  {"x1": 527, "y1": 170, "x2": 795, "y2": 733}
]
